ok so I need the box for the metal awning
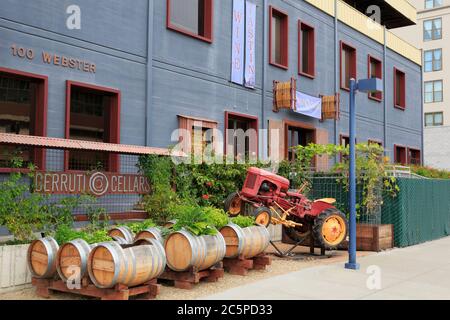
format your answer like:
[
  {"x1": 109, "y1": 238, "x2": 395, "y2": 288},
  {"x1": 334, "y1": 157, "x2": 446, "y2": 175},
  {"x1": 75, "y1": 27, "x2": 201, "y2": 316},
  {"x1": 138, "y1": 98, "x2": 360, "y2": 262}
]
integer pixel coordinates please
[
  {"x1": 0, "y1": 133, "x2": 185, "y2": 157},
  {"x1": 343, "y1": 0, "x2": 416, "y2": 29}
]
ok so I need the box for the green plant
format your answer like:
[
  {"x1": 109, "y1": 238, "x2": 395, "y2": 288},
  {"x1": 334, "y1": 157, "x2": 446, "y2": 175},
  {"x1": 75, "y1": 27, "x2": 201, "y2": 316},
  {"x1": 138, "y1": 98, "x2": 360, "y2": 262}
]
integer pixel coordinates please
[
  {"x1": 203, "y1": 207, "x2": 229, "y2": 230},
  {"x1": 121, "y1": 219, "x2": 156, "y2": 234},
  {"x1": 83, "y1": 229, "x2": 112, "y2": 244},
  {"x1": 0, "y1": 157, "x2": 109, "y2": 242},
  {"x1": 174, "y1": 160, "x2": 267, "y2": 208},
  {"x1": 411, "y1": 165, "x2": 450, "y2": 179},
  {"x1": 54, "y1": 225, "x2": 112, "y2": 245},
  {"x1": 231, "y1": 215, "x2": 255, "y2": 228},
  {"x1": 83, "y1": 197, "x2": 110, "y2": 232},
  {"x1": 286, "y1": 143, "x2": 398, "y2": 217},
  {"x1": 170, "y1": 204, "x2": 218, "y2": 236},
  {"x1": 138, "y1": 155, "x2": 179, "y2": 224},
  {"x1": 138, "y1": 154, "x2": 269, "y2": 213},
  {"x1": 0, "y1": 159, "x2": 50, "y2": 242}
]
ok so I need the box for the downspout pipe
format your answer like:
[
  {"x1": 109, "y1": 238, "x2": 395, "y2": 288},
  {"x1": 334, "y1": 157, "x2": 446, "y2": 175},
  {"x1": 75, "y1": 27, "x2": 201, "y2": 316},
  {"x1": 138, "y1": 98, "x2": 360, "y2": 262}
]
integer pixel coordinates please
[
  {"x1": 145, "y1": 0, "x2": 154, "y2": 147},
  {"x1": 261, "y1": 0, "x2": 267, "y2": 159},
  {"x1": 383, "y1": 26, "x2": 387, "y2": 154},
  {"x1": 420, "y1": 49, "x2": 424, "y2": 165},
  {"x1": 334, "y1": 0, "x2": 339, "y2": 160}
]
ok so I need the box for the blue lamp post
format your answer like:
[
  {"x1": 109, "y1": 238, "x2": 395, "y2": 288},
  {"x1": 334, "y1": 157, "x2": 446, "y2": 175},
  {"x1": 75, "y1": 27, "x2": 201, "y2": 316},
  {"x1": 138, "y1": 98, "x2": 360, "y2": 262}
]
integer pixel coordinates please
[{"x1": 345, "y1": 77, "x2": 383, "y2": 271}]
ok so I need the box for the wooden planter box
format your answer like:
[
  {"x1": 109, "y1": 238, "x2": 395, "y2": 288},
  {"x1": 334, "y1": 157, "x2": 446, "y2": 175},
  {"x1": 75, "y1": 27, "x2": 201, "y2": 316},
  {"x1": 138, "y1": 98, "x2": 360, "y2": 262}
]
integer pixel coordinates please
[
  {"x1": 0, "y1": 244, "x2": 32, "y2": 293},
  {"x1": 282, "y1": 224, "x2": 394, "y2": 252},
  {"x1": 354, "y1": 224, "x2": 394, "y2": 252}
]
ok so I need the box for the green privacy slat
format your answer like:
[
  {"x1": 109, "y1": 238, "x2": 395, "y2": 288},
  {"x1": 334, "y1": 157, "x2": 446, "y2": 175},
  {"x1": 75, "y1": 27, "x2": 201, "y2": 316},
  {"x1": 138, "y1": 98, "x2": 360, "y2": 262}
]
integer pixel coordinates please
[{"x1": 382, "y1": 178, "x2": 450, "y2": 247}]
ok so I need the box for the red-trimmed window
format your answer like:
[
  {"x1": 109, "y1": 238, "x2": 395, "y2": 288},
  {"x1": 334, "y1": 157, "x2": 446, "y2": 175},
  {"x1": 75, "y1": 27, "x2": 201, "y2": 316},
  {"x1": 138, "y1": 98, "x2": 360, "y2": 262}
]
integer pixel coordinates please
[
  {"x1": 225, "y1": 111, "x2": 258, "y2": 162},
  {"x1": 286, "y1": 124, "x2": 315, "y2": 162},
  {"x1": 0, "y1": 67, "x2": 47, "y2": 171},
  {"x1": 298, "y1": 21, "x2": 315, "y2": 78},
  {"x1": 340, "y1": 135, "x2": 350, "y2": 148},
  {"x1": 167, "y1": 0, "x2": 213, "y2": 43},
  {"x1": 394, "y1": 68, "x2": 406, "y2": 109},
  {"x1": 368, "y1": 55, "x2": 382, "y2": 101},
  {"x1": 269, "y1": 6, "x2": 289, "y2": 69},
  {"x1": 340, "y1": 41, "x2": 357, "y2": 91},
  {"x1": 65, "y1": 81, "x2": 120, "y2": 172},
  {"x1": 408, "y1": 148, "x2": 421, "y2": 165},
  {"x1": 394, "y1": 145, "x2": 407, "y2": 165}
]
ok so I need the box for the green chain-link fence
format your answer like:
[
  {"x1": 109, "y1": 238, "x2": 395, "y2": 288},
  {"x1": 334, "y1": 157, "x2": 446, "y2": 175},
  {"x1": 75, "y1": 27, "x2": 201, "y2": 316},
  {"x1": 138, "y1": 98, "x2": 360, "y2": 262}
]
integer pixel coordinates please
[
  {"x1": 382, "y1": 178, "x2": 450, "y2": 248},
  {"x1": 295, "y1": 174, "x2": 383, "y2": 225}
]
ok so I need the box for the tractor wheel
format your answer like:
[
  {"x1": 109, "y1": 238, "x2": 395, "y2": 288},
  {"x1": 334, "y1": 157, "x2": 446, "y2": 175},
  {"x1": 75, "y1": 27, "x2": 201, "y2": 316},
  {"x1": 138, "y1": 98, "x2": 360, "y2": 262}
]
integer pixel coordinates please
[
  {"x1": 313, "y1": 208, "x2": 348, "y2": 249},
  {"x1": 251, "y1": 207, "x2": 272, "y2": 228},
  {"x1": 224, "y1": 192, "x2": 244, "y2": 217}
]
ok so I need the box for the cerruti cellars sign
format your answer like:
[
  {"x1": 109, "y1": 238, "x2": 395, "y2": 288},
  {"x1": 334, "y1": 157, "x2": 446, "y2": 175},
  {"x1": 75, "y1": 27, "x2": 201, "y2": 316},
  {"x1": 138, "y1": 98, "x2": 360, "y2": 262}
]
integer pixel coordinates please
[{"x1": 34, "y1": 172, "x2": 150, "y2": 196}]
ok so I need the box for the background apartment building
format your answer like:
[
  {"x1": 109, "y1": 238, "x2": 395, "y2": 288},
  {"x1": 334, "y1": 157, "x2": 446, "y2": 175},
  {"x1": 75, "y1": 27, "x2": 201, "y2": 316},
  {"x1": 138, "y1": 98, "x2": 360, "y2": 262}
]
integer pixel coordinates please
[{"x1": 393, "y1": 0, "x2": 450, "y2": 169}]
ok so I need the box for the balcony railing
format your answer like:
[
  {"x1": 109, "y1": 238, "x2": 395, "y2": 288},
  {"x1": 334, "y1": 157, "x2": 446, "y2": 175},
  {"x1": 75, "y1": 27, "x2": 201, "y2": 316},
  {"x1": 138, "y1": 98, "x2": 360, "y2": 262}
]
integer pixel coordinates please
[{"x1": 305, "y1": 0, "x2": 422, "y2": 66}]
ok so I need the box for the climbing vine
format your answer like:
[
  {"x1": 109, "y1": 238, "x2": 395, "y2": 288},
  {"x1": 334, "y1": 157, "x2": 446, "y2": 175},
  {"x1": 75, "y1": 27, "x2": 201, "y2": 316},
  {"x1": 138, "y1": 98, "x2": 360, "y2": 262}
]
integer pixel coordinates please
[{"x1": 285, "y1": 143, "x2": 400, "y2": 216}]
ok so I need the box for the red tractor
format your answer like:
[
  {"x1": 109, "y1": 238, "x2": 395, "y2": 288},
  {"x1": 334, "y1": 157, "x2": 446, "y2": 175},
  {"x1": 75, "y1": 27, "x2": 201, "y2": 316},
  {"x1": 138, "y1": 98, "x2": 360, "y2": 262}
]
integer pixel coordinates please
[{"x1": 224, "y1": 167, "x2": 348, "y2": 249}]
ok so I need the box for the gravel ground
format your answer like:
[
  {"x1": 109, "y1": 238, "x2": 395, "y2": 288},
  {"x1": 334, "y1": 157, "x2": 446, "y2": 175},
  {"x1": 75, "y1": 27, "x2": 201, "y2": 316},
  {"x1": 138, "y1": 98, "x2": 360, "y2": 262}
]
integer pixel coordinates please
[{"x1": 0, "y1": 244, "x2": 373, "y2": 300}]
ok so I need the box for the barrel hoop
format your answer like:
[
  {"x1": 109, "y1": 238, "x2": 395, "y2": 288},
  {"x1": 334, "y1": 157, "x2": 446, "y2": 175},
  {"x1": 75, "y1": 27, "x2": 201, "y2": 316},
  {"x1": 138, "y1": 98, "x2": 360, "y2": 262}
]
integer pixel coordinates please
[
  {"x1": 178, "y1": 230, "x2": 196, "y2": 268},
  {"x1": 197, "y1": 234, "x2": 208, "y2": 268},
  {"x1": 151, "y1": 238, "x2": 167, "y2": 274},
  {"x1": 41, "y1": 238, "x2": 58, "y2": 278},
  {"x1": 216, "y1": 231, "x2": 226, "y2": 261},
  {"x1": 128, "y1": 247, "x2": 137, "y2": 285},
  {"x1": 226, "y1": 224, "x2": 245, "y2": 258}
]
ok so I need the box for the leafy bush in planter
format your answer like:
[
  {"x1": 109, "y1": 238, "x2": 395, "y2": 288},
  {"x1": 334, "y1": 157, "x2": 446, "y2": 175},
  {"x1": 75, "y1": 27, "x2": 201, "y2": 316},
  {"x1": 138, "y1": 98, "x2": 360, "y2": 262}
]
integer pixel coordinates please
[
  {"x1": 120, "y1": 219, "x2": 156, "y2": 234},
  {"x1": 54, "y1": 225, "x2": 112, "y2": 245},
  {"x1": 169, "y1": 205, "x2": 229, "y2": 236},
  {"x1": 0, "y1": 170, "x2": 82, "y2": 242},
  {"x1": 0, "y1": 158, "x2": 109, "y2": 243},
  {"x1": 231, "y1": 216, "x2": 255, "y2": 228}
]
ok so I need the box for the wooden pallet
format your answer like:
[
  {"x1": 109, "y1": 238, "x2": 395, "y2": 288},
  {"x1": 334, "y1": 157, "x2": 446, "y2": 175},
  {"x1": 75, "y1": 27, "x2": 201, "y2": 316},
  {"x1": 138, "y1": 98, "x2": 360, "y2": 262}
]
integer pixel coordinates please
[
  {"x1": 158, "y1": 263, "x2": 224, "y2": 290},
  {"x1": 223, "y1": 253, "x2": 272, "y2": 276},
  {"x1": 31, "y1": 277, "x2": 160, "y2": 300}
]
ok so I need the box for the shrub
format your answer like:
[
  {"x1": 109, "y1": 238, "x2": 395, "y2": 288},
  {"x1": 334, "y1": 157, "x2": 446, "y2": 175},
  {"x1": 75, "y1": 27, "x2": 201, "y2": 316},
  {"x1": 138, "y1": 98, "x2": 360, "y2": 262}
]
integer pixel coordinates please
[
  {"x1": 121, "y1": 219, "x2": 156, "y2": 234},
  {"x1": 138, "y1": 154, "x2": 268, "y2": 213},
  {"x1": 0, "y1": 158, "x2": 109, "y2": 243},
  {"x1": 231, "y1": 215, "x2": 255, "y2": 228},
  {"x1": 411, "y1": 165, "x2": 450, "y2": 179},
  {"x1": 54, "y1": 225, "x2": 112, "y2": 245},
  {"x1": 203, "y1": 207, "x2": 229, "y2": 230},
  {"x1": 138, "y1": 155, "x2": 179, "y2": 224},
  {"x1": 169, "y1": 204, "x2": 229, "y2": 236}
]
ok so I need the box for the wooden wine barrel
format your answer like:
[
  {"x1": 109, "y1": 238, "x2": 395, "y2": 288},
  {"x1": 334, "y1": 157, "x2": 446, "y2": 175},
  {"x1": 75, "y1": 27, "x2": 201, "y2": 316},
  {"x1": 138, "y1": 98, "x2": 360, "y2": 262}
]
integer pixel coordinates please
[
  {"x1": 88, "y1": 240, "x2": 166, "y2": 289},
  {"x1": 135, "y1": 227, "x2": 163, "y2": 244},
  {"x1": 164, "y1": 230, "x2": 226, "y2": 272},
  {"x1": 107, "y1": 226, "x2": 134, "y2": 244},
  {"x1": 111, "y1": 236, "x2": 129, "y2": 245},
  {"x1": 27, "y1": 237, "x2": 59, "y2": 278},
  {"x1": 56, "y1": 239, "x2": 96, "y2": 282},
  {"x1": 220, "y1": 224, "x2": 270, "y2": 259}
]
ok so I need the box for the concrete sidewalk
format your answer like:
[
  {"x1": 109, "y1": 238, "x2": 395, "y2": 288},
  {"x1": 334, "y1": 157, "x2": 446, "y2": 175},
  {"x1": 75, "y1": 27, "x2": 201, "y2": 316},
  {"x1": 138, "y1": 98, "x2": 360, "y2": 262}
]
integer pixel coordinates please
[{"x1": 204, "y1": 237, "x2": 450, "y2": 300}]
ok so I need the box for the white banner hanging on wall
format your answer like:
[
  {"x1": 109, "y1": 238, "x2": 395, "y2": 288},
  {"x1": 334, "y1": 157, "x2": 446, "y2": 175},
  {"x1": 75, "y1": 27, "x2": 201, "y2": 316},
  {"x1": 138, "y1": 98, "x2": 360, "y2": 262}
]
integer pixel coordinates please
[
  {"x1": 244, "y1": 1, "x2": 256, "y2": 88},
  {"x1": 293, "y1": 91, "x2": 322, "y2": 119},
  {"x1": 231, "y1": 0, "x2": 245, "y2": 85}
]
